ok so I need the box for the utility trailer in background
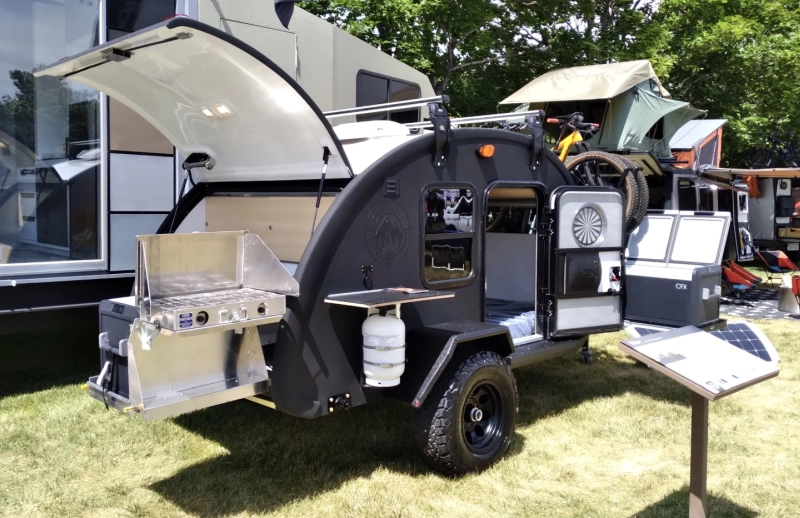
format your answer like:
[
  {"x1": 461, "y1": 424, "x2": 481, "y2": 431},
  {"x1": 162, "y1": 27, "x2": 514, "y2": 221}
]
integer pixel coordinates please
[
  {"x1": 36, "y1": 19, "x2": 630, "y2": 475},
  {"x1": 697, "y1": 167, "x2": 800, "y2": 262}
]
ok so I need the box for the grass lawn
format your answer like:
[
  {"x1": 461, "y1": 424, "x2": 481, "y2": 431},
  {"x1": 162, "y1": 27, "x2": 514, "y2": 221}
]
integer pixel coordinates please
[{"x1": 1, "y1": 316, "x2": 799, "y2": 517}]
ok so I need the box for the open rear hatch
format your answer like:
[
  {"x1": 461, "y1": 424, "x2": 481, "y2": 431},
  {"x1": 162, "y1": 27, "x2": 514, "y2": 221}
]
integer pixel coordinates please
[
  {"x1": 89, "y1": 231, "x2": 299, "y2": 421},
  {"x1": 34, "y1": 18, "x2": 351, "y2": 182}
]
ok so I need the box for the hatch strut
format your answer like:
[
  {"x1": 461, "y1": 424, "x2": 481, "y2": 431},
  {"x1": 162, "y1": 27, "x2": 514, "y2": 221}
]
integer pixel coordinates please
[
  {"x1": 310, "y1": 147, "x2": 332, "y2": 237},
  {"x1": 61, "y1": 33, "x2": 192, "y2": 79}
]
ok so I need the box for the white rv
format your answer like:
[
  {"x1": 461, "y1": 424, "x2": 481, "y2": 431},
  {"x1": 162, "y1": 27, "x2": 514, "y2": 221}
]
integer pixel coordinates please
[{"x1": 0, "y1": 0, "x2": 434, "y2": 314}]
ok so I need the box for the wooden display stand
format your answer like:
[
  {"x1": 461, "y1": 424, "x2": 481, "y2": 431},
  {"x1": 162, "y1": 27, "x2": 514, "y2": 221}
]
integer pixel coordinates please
[{"x1": 620, "y1": 326, "x2": 779, "y2": 518}]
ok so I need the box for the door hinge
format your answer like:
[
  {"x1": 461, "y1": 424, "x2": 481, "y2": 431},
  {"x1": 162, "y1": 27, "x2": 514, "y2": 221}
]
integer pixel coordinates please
[
  {"x1": 538, "y1": 209, "x2": 555, "y2": 236},
  {"x1": 537, "y1": 289, "x2": 555, "y2": 337}
]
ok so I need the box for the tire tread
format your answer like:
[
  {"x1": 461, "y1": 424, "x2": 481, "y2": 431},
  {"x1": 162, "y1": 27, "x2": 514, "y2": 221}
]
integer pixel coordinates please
[{"x1": 413, "y1": 351, "x2": 517, "y2": 476}]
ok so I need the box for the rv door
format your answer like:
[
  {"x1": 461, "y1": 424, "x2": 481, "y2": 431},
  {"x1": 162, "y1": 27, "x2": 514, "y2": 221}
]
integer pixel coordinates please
[{"x1": 538, "y1": 187, "x2": 625, "y2": 338}]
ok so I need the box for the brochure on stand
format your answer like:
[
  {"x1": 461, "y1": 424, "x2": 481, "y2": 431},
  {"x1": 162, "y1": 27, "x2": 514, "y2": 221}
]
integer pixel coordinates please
[{"x1": 620, "y1": 326, "x2": 779, "y2": 400}]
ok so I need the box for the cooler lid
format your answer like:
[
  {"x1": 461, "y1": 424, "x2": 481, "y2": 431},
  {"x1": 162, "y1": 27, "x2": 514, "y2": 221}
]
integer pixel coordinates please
[
  {"x1": 627, "y1": 211, "x2": 730, "y2": 266},
  {"x1": 669, "y1": 213, "x2": 730, "y2": 266},
  {"x1": 626, "y1": 213, "x2": 677, "y2": 262},
  {"x1": 34, "y1": 18, "x2": 351, "y2": 182}
]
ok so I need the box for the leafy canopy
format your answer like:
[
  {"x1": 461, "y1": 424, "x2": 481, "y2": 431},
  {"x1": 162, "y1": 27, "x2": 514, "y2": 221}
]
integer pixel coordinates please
[{"x1": 301, "y1": 0, "x2": 800, "y2": 164}]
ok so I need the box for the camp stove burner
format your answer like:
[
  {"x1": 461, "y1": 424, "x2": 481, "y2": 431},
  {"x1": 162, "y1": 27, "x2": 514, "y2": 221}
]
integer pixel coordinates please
[
  {"x1": 149, "y1": 288, "x2": 285, "y2": 331},
  {"x1": 135, "y1": 231, "x2": 298, "y2": 333}
]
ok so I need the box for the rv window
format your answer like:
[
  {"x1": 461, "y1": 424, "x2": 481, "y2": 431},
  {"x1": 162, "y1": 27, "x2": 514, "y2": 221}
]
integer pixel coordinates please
[
  {"x1": 356, "y1": 71, "x2": 421, "y2": 123},
  {"x1": 423, "y1": 187, "x2": 474, "y2": 284},
  {"x1": 107, "y1": 0, "x2": 176, "y2": 32}
]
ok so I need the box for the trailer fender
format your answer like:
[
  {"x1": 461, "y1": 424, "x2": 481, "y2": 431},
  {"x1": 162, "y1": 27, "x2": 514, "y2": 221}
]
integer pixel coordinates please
[{"x1": 386, "y1": 321, "x2": 514, "y2": 408}]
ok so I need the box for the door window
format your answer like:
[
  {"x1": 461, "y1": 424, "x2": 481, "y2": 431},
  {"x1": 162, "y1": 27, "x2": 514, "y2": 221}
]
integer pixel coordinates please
[{"x1": 422, "y1": 187, "x2": 474, "y2": 285}]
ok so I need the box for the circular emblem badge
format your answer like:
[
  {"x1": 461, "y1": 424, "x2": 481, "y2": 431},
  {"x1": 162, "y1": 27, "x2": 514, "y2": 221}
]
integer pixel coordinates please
[
  {"x1": 366, "y1": 202, "x2": 411, "y2": 266},
  {"x1": 573, "y1": 205, "x2": 604, "y2": 246}
]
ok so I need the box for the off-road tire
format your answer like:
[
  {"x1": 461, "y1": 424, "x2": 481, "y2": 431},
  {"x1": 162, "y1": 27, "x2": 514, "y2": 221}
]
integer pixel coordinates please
[
  {"x1": 565, "y1": 151, "x2": 648, "y2": 233},
  {"x1": 414, "y1": 350, "x2": 518, "y2": 476}
]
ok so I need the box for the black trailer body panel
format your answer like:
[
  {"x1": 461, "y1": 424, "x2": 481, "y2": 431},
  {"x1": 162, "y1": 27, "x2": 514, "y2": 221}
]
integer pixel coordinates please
[
  {"x1": 386, "y1": 320, "x2": 514, "y2": 408},
  {"x1": 271, "y1": 129, "x2": 576, "y2": 418},
  {"x1": 32, "y1": 17, "x2": 618, "y2": 423}
]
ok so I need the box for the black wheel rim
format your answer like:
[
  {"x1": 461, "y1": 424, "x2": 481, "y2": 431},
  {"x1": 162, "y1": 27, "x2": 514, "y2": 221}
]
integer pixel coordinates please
[
  {"x1": 463, "y1": 381, "x2": 504, "y2": 454},
  {"x1": 570, "y1": 159, "x2": 629, "y2": 189}
]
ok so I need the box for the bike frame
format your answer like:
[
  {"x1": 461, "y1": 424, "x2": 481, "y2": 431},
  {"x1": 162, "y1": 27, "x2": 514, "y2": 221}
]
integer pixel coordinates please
[{"x1": 554, "y1": 130, "x2": 584, "y2": 162}]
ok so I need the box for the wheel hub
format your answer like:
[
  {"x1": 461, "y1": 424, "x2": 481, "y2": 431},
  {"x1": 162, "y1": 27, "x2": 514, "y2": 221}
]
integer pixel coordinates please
[
  {"x1": 469, "y1": 407, "x2": 483, "y2": 422},
  {"x1": 462, "y1": 381, "x2": 504, "y2": 454}
]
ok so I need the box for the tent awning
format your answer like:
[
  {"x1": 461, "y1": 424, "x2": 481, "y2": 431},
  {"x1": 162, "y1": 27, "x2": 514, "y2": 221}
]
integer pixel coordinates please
[
  {"x1": 500, "y1": 60, "x2": 669, "y2": 104},
  {"x1": 701, "y1": 167, "x2": 800, "y2": 180},
  {"x1": 669, "y1": 119, "x2": 727, "y2": 150}
]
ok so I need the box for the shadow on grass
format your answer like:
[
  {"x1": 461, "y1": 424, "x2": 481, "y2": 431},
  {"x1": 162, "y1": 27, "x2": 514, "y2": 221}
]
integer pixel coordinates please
[
  {"x1": 151, "y1": 345, "x2": 691, "y2": 516},
  {"x1": 0, "y1": 308, "x2": 98, "y2": 398},
  {"x1": 632, "y1": 486, "x2": 758, "y2": 517},
  {"x1": 514, "y1": 346, "x2": 691, "y2": 427},
  {"x1": 150, "y1": 399, "x2": 527, "y2": 516}
]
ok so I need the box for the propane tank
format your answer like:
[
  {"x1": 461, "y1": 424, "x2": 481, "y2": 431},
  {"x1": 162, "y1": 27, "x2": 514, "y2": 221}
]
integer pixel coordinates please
[{"x1": 362, "y1": 312, "x2": 406, "y2": 387}]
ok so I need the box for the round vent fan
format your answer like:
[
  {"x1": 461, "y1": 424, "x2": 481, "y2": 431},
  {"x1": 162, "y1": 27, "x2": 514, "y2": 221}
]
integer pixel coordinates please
[{"x1": 573, "y1": 206, "x2": 603, "y2": 246}]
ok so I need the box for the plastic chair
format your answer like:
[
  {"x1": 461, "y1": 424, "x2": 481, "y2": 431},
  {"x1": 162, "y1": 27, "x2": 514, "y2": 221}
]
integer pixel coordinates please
[
  {"x1": 721, "y1": 265, "x2": 757, "y2": 303},
  {"x1": 793, "y1": 276, "x2": 800, "y2": 309},
  {"x1": 756, "y1": 250, "x2": 798, "y2": 282},
  {"x1": 723, "y1": 260, "x2": 763, "y2": 286}
]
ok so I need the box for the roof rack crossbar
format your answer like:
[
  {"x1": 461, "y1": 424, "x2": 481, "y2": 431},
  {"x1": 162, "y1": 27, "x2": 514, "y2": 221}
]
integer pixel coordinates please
[
  {"x1": 324, "y1": 96, "x2": 448, "y2": 119},
  {"x1": 405, "y1": 110, "x2": 545, "y2": 129}
]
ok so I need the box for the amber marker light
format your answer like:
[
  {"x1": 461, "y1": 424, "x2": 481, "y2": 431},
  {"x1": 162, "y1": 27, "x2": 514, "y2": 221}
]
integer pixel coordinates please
[{"x1": 477, "y1": 144, "x2": 495, "y2": 158}]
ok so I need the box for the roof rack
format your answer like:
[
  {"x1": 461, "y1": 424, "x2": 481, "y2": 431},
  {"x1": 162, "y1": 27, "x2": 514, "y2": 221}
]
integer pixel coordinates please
[
  {"x1": 405, "y1": 110, "x2": 545, "y2": 129},
  {"x1": 323, "y1": 96, "x2": 449, "y2": 119}
]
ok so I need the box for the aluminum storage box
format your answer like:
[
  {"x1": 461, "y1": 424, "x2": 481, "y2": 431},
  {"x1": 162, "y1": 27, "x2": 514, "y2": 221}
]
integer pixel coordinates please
[{"x1": 625, "y1": 211, "x2": 731, "y2": 327}]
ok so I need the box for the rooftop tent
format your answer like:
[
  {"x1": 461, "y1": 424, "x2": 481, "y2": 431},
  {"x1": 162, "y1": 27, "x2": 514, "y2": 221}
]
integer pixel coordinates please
[
  {"x1": 669, "y1": 119, "x2": 726, "y2": 169},
  {"x1": 501, "y1": 60, "x2": 670, "y2": 103},
  {"x1": 500, "y1": 60, "x2": 705, "y2": 159}
]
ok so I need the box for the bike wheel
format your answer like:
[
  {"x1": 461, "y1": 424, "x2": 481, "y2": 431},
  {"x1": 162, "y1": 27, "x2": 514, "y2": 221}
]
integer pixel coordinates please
[{"x1": 565, "y1": 151, "x2": 648, "y2": 233}]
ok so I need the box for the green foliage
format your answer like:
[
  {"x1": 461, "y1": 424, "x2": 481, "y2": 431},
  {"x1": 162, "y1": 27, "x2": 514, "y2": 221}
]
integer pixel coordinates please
[
  {"x1": 655, "y1": 0, "x2": 800, "y2": 164},
  {"x1": 301, "y1": 0, "x2": 800, "y2": 166}
]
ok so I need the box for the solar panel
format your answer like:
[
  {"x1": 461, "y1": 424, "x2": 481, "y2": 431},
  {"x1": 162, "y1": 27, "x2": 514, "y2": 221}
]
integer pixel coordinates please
[
  {"x1": 625, "y1": 322, "x2": 779, "y2": 364},
  {"x1": 710, "y1": 322, "x2": 780, "y2": 364},
  {"x1": 631, "y1": 326, "x2": 661, "y2": 337}
]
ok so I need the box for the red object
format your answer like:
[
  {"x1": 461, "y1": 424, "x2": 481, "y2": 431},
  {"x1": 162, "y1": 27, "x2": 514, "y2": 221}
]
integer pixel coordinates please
[
  {"x1": 775, "y1": 250, "x2": 797, "y2": 270},
  {"x1": 546, "y1": 118, "x2": 560, "y2": 124},
  {"x1": 756, "y1": 250, "x2": 798, "y2": 281},
  {"x1": 724, "y1": 260, "x2": 762, "y2": 284},
  {"x1": 793, "y1": 275, "x2": 800, "y2": 297},
  {"x1": 722, "y1": 266, "x2": 755, "y2": 289}
]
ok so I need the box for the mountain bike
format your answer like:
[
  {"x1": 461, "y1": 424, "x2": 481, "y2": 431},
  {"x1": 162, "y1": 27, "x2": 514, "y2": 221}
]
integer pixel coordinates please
[{"x1": 548, "y1": 112, "x2": 649, "y2": 232}]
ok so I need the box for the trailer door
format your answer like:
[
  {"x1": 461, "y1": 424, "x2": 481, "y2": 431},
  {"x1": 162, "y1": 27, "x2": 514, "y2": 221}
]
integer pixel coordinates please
[{"x1": 539, "y1": 186, "x2": 625, "y2": 338}]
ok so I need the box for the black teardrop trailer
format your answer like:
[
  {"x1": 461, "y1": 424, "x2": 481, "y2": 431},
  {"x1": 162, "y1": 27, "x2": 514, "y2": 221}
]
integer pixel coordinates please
[{"x1": 36, "y1": 19, "x2": 629, "y2": 475}]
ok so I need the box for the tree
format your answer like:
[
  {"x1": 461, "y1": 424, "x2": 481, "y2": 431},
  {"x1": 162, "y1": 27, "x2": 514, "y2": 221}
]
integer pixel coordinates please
[
  {"x1": 654, "y1": 0, "x2": 800, "y2": 165},
  {"x1": 300, "y1": 0, "x2": 665, "y2": 114}
]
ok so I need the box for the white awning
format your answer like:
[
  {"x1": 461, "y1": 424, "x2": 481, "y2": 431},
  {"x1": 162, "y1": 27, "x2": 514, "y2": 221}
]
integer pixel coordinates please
[{"x1": 669, "y1": 119, "x2": 727, "y2": 150}]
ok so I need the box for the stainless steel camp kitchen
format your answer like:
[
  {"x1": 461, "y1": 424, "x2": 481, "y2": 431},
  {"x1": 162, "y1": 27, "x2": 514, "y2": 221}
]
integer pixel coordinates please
[{"x1": 36, "y1": 18, "x2": 732, "y2": 475}]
